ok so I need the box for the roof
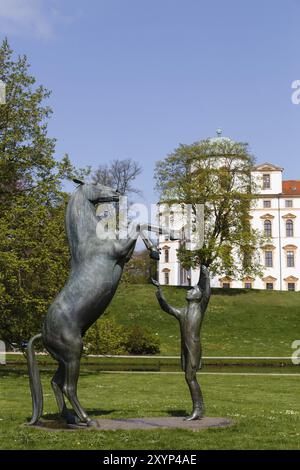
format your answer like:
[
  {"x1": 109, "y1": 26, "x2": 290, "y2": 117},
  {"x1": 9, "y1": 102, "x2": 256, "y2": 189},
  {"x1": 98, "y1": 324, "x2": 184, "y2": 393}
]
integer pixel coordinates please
[
  {"x1": 252, "y1": 162, "x2": 283, "y2": 171},
  {"x1": 282, "y1": 180, "x2": 300, "y2": 195}
]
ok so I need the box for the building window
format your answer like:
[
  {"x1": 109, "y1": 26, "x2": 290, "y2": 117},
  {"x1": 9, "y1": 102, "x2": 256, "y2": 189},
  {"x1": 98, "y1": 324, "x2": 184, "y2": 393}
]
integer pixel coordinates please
[
  {"x1": 245, "y1": 282, "x2": 252, "y2": 289},
  {"x1": 265, "y1": 251, "x2": 273, "y2": 267},
  {"x1": 286, "y1": 219, "x2": 294, "y2": 237},
  {"x1": 180, "y1": 267, "x2": 187, "y2": 285},
  {"x1": 263, "y1": 174, "x2": 271, "y2": 190},
  {"x1": 164, "y1": 249, "x2": 169, "y2": 263},
  {"x1": 170, "y1": 211, "x2": 174, "y2": 225},
  {"x1": 264, "y1": 220, "x2": 272, "y2": 237},
  {"x1": 285, "y1": 200, "x2": 293, "y2": 208},
  {"x1": 288, "y1": 283, "x2": 295, "y2": 291},
  {"x1": 263, "y1": 200, "x2": 271, "y2": 208},
  {"x1": 163, "y1": 215, "x2": 169, "y2": 240},
  {"x1": 222, "y1": 283, "x2": 230, "y2": 289},
  {"x1": 164, "y1": 272, "x2": 169, "y2": 285},
  {"x1": 266, "y1": 283, "x2": 274, "y2": 290},
  {"x1": 287, "y1": 251, "x2": 295, "y2": 268}
]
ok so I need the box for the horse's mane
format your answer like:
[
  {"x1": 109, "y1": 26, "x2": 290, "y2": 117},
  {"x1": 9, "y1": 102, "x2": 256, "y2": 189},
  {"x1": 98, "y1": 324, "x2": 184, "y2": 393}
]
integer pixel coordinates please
[{"x1": 66, "y1": 187, "x2": 98, "y2": 262}]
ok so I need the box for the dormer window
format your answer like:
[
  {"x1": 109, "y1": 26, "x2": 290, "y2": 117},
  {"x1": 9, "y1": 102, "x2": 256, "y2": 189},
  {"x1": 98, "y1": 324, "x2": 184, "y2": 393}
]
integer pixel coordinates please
[{"x1": 263, "y1": 174, "x2": 271, "y2": 190}]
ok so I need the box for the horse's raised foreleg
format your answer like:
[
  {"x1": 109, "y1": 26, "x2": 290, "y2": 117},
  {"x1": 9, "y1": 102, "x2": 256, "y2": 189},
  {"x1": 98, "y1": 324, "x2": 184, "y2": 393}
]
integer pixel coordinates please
[
  {"x1": 140, "y1": 224, "x2": 180, "y2": 240},
  {"x1": 139, "y1": 224, "x2": 168, "y2": 235},
  {"x1": 139, "y1": 230, "x2": 160, "y2": 260},
  {"x1": 138, "y1": 224, "x2": 173, "y2": 260}
]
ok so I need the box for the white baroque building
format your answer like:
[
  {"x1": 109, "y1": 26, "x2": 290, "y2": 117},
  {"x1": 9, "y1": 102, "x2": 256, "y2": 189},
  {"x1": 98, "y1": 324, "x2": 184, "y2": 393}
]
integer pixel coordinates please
[{"x1": 158, "y1": 134, "x2": 300, "y2": 291}]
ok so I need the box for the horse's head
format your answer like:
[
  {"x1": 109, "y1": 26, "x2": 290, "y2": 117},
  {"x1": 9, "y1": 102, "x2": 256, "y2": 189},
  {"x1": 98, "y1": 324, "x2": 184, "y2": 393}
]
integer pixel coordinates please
[{"x1": 73, "y1": 179, "x2": 120, "y2": 205}]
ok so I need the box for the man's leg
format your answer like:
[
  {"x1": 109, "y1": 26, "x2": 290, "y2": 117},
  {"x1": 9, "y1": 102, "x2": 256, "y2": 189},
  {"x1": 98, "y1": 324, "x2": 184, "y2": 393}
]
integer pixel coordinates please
[{"x1": 184, "y1": 341, "x2": 204, "y2": 420}]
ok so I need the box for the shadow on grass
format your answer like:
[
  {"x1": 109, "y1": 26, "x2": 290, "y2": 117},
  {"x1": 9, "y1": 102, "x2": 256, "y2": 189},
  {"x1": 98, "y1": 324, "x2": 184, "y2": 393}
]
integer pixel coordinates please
[
  {"x1": 24, "y1": 408, "x2": 118, "y2": 429},
  {"x1": 42, "y1": 408, "x2": 117, "y2": 422},
  {"x1": 167, "y1": 409, "x2": 188, "y2": 417}
]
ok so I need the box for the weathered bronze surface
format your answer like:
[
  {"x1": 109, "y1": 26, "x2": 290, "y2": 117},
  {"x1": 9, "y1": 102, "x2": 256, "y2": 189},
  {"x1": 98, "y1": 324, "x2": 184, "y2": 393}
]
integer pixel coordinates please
[
  {"x1": 152, "y1": 265, "x2": 211, "y2": 420},
  {"x1": 26, "y1": 180, "x2": 163, "y2": 427}
]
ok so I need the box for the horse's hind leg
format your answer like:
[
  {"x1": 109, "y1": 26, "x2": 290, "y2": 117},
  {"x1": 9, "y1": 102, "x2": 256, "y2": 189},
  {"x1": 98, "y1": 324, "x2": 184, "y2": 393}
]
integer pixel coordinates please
[
  {"x1": 61, "y1": 336, "x2": 96, "y2": 427},
  {"x1": 51, "y1": 363, "x2": 65, "y2": 413},
  {"x1": 51, "y1": 363, "x2": 79, "y2": 424},
  {"x1": 63, "y1": 358, "x2": 96, "y2": 426}
]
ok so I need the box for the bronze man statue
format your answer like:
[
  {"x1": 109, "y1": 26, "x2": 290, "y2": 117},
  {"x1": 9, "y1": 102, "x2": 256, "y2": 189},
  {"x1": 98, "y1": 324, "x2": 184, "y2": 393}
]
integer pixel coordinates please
[{"x1": 151, "y1": 265, "x2": 211, "y2": 420}]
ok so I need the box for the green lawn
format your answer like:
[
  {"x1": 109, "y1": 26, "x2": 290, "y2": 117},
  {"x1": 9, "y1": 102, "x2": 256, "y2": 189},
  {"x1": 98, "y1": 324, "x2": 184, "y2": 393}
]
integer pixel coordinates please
[
  {"x1": 0, "y1": 368, "x2": 300, "y2": 450},
  {"x1": 1, "y1": 286, "x2": 300, "y2": 449},
  {"x1": 107, "y1": 285, "x2": 300, "y2": 356}
]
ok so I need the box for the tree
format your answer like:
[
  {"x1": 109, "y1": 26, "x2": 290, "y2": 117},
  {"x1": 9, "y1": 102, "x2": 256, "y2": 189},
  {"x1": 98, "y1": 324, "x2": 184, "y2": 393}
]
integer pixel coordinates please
[
  {"x1": 154, "y1": 138, "x2": 264, "y2": 278},
  {"x1": 92, "y1": 158, "x2": 142, "y2": 196},
  {"x1": 0, "y1": 39, "x2": 85, "y2": 347},
  {"x1": 122, "y1": 249, "x2": 157, "y2": 284}
]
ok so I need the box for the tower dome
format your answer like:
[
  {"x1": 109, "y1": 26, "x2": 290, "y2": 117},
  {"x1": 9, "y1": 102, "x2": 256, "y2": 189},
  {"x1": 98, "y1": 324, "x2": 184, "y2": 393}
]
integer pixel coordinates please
[{"x1": 208, "y1": 128, "x2": 233, "y2": 144}]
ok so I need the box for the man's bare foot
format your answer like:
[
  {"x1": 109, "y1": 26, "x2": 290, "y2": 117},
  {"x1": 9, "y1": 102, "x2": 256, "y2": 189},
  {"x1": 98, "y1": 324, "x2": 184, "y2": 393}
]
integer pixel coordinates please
[{"x1": 184, "y1": 409, "x2": 204, "y2": 421}]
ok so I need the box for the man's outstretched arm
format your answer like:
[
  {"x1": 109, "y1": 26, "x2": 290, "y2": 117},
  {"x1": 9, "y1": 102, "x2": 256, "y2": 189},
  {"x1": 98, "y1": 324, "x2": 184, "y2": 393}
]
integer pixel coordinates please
[
  {"x1": 151, "y1": 279, "x2": 182, "y2": 319},
  {"x1": 199, "y1": 265, "x2": 211, "y2": 311}
]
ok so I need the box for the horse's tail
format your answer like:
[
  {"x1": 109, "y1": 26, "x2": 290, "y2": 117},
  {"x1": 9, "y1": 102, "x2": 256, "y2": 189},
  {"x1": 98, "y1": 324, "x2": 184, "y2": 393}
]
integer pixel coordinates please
[{"x1": 26, "y1": 333, "x2": 43, "y2": 425}]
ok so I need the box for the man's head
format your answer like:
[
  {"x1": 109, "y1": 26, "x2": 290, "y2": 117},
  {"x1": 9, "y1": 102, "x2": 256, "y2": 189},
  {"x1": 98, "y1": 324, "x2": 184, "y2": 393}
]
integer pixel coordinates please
[{"x1": 186, "y1": 285, "x2": 203, "y2": 302}]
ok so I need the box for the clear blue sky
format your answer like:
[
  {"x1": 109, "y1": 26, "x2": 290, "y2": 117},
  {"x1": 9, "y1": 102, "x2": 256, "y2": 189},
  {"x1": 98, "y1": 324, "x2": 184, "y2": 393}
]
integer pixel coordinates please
[{"x1": 1, "y1": 0, "x2": 300, "y2": 205}]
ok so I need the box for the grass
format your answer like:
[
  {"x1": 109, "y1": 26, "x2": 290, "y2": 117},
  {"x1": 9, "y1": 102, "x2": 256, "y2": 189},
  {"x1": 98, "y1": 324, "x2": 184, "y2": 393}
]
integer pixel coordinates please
[
  {"x1": 1, "y1": 285, "x2": 300, "y2": 449},
  {"x1": 106, "y1": 284, "x2": 300, "y2": 356},
  {"x1": 0, "y1": 368, "x2": 300, "y2": 450}
]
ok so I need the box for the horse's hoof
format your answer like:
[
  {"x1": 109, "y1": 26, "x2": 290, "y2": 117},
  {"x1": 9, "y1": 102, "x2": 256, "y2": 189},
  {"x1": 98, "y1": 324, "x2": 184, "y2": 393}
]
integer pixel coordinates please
[
  {"x1": 87, "y1": 419, "x2": 99, "y2": 428},
  {"x1": 150, "y1": 250, "x2": 160, "y2": 260}
]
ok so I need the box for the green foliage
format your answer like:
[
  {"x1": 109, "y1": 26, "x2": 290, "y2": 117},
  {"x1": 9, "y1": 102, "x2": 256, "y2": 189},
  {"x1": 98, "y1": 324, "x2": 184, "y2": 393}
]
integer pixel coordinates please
[
  {"x1": 121, "y1": 249, "x2": 157, "y2": 285},
  {"x1": 0, "y1": 39, "x2": 87, "y2": 346},
  {"x1": 84, "y1": 316, "x2": 160, "y2": 355},
  {"x1": 155, "y1": 138, "x2": 265, "y2": 278},
  {"x1": 84, "y1": 318, "x2": 128, "y2": 355},
  {"x1": 125, "y1": 325, "x2": 160, "y2": 355}
]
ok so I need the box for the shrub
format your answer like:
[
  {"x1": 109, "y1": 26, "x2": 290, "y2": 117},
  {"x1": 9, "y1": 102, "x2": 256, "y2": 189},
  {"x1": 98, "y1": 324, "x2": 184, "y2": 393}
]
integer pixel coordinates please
[
  {"x1": 124, "y1": 325, "x2": 160, "y2": 355},
  {"x1": 83, "y1": 318, "x2": 160, "y2": 355},
  {"x1": 84, "y1": 318, "x2": 128, "y2": 355}
]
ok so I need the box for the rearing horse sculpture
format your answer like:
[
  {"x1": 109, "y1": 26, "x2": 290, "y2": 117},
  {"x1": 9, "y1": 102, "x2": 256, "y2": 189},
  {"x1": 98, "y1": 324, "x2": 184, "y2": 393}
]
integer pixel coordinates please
[{"x1": 26, "y1": 179, "x2": 167, "y2": 427}]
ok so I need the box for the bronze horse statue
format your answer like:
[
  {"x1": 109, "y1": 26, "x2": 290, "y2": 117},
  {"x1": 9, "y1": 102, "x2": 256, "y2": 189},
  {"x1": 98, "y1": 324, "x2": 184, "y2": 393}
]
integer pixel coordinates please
[{"x1": 26, "y1": 179, "x2": 167, "y2": 427}]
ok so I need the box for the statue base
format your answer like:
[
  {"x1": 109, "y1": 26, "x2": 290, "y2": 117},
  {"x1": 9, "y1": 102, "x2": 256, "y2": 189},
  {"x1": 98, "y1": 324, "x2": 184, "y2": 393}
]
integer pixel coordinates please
[{"x1": 30, "y1": 416, "x2": 233, "y2": 431}]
